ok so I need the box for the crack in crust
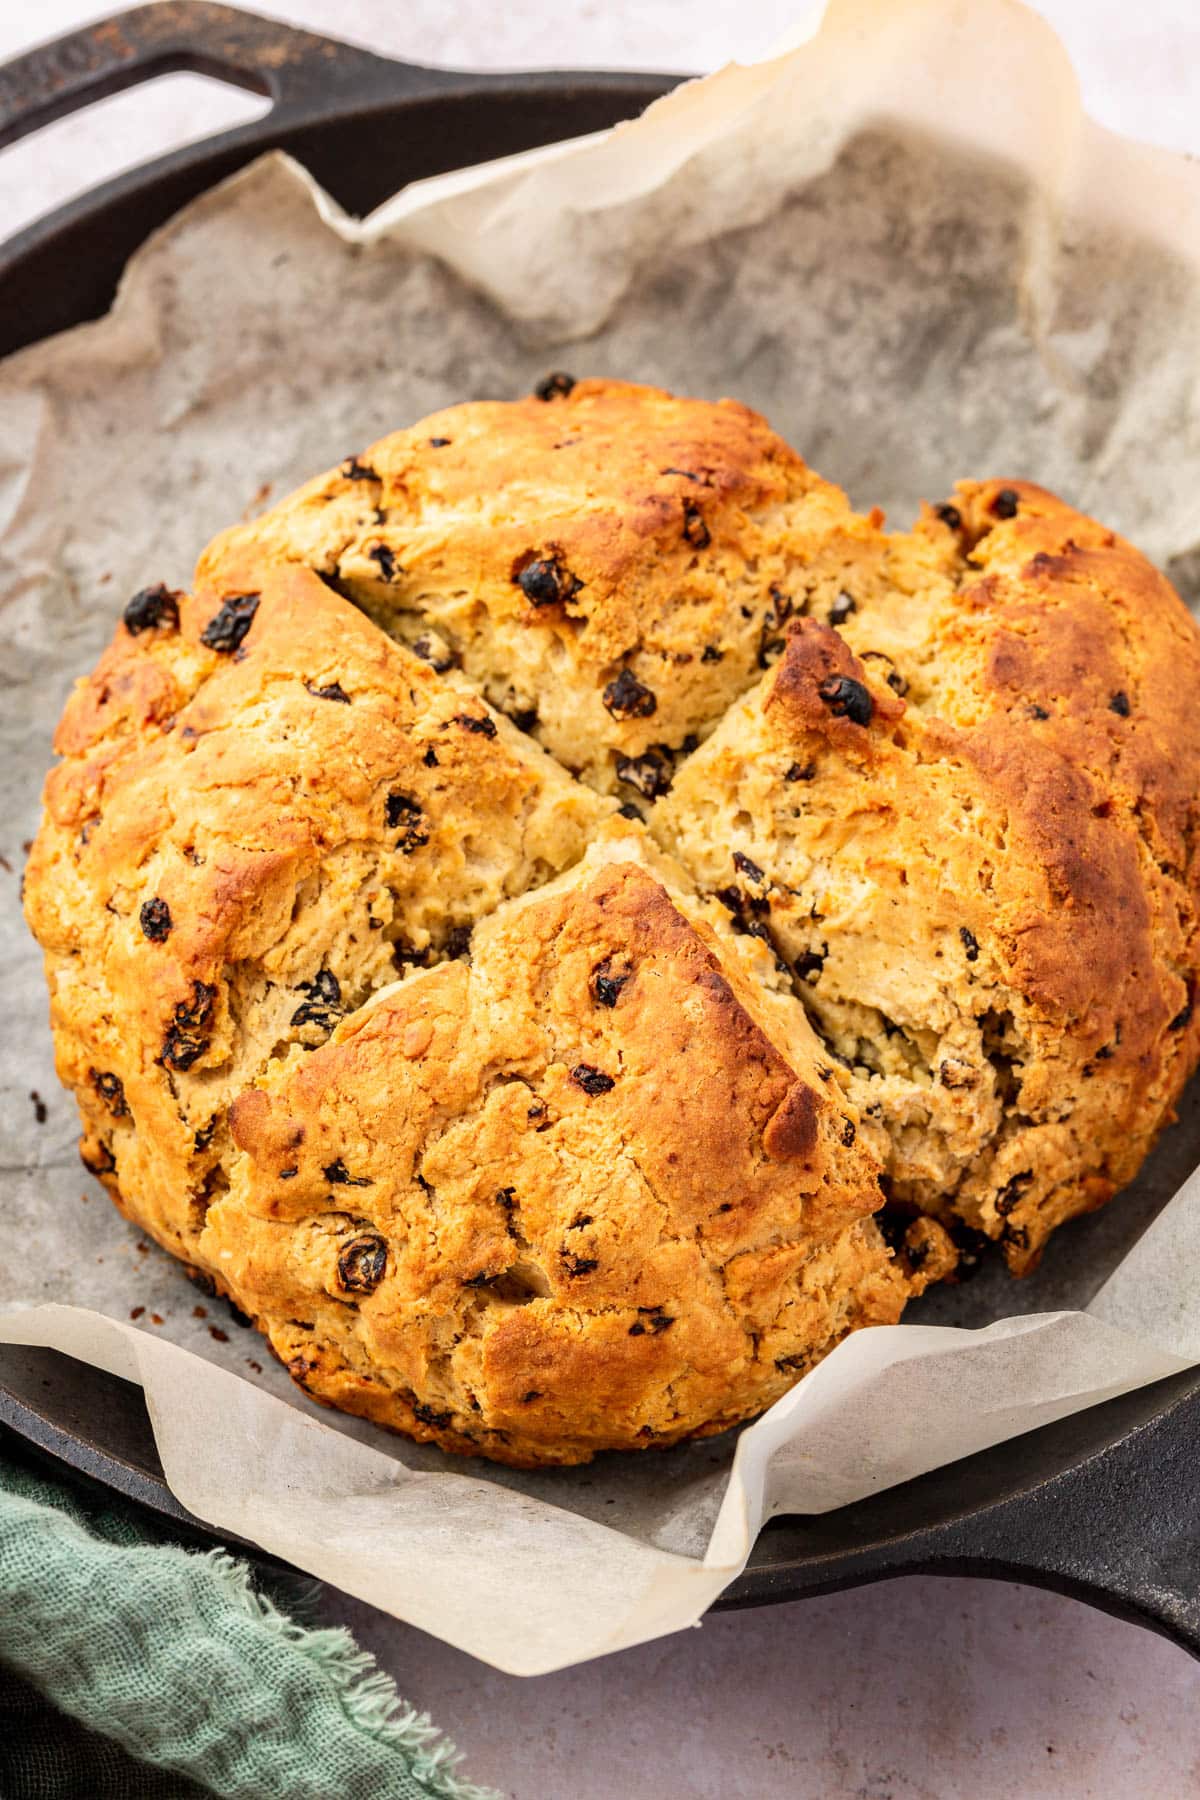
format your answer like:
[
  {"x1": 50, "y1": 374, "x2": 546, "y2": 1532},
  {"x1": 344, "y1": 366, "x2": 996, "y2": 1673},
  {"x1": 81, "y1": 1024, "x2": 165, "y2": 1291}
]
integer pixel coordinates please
[
  {"x1": 211, "y1": 845, "x2": 904, "y2": 1464},
  {"x1": 196, "y1": 379, "x2": 895, "y2": 794},
  {"x1": 657, "y1": 476, "x2": 1200, "y2": 1272},
  {"x1": 24, "y1": 384, "x2": 1200, "y2": 1459},
  {"x1": 23, "y1": 562, "x2": 608, "y2": 1260}
]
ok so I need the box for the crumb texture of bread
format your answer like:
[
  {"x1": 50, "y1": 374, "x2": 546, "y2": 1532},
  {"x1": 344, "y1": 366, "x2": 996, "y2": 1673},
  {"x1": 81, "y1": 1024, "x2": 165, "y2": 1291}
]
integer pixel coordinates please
[
  {"x1": 656, "y1": 479, "x2": 1200, "y2": 1271},
  {"x1": 196, "y1": 379, "x2": 895, "y2": 797},
  {"x1": 23, "y1": 563, "x2": 608, "y2": 1259},
  {"x1": 207, "y1": 841, "x2": 905, "y2": 1464},
  {"x1": 24, "y1": 381, "x2": 1200, "y2": 1459}
]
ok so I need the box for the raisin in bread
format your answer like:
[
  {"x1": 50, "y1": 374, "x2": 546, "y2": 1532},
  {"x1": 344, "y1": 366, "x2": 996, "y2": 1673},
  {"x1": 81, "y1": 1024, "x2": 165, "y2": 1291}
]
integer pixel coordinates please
[
  {"x1": 25, "y1": 563, "x2": 607, "y2": 1261},
  {"x1": 25, "y1": 381, "x2": 1200, "y2": 1463},
  {"x1": 205, "y1": 831, "x2": 909, "y2": 1465},
  {"x1": 196, "y1": 378, "x2": 895, "y2": 799},
  {"x1": 656, "y1": 480, "x2": 1200, "y2": 1271}
]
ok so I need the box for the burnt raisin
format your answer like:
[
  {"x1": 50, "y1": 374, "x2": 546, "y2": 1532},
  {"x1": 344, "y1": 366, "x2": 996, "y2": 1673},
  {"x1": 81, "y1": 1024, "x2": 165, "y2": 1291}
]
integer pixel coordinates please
[
  {"x1": 428, "y1": 437, "x2": 451, "y2": 448},
  {"x1": 324, "y1": 1158, "x2": 372, "y2": 1187},
  {"x1": 422, "y1": 747, "x2": 439, "y2": 767},
  {"x1": 1109, "y1": 690, "x2": 1131, "y2": 717},
  {"x1": 959, "y1": 926, "x2": 980, "y2": 963},
  {"x1": 720, "y1": 881, "x2": 769, "y2": 924},
  {"x1": 513, "y1": 549, "x2": 583, "y2": 607},
  {"x1": 1028, "y1": 703, "x2": 1050, "y2": 721},
  {"x1": 411, "y1": 1399, "x2": 453, "y2": 1428},
  {"x1": 201, "y1": 593, "x2": 260, "y2": 653},
  {"x1": 451, "y1": 712, "x2": 497, "y2": 738},
  {"x1": 340, "y1": 455, "x2": 379, "y2": 481},
  {"x1": 841, "y1": 1118, "x2": 856, "y2": 1147},
  {"x1": 337, "y1": 1234, "x2": 388, "y2": 1294},
  {"x1": 602, "y1": 669, "x2": 657, "y2": 720},
  {"x1": 193, "y1": 1117, "x2": 217, "y2": 1153},
  {"x1": 861, "y1": 650, "x2": 908, "y2": 697},
  {"x1": 617, "y1": 801, "x2": 644, "y2": 821},
  {"x1": 629, "y1": 1309, "x2": 674, "y2": 1337},
  {"x1": 278, "y1": 1167, "x2": 298, "y2": 1180},
  {"x1": 817, "y1": 674, "x2": 873, "y2": 726},
  {"x1": 139, "y1": 897, "x2": 172, "y2": 942},
  {"x1": 733, "y1": 851, "x2": 765, "y2": 884},
  {"x1": 990, "y1": 487, "x2": 1020, "y2": 519},
  {"x1": 368, "y1": 544, "x2": 398, "y2": 582},
  {"x1": 615, "y1": 747, "x2": 674, "y2": 800},
  {"x1": 161, "y1": 980, "x2": 217, "y2": 1070},
  {"x1": 994, "y1": 1171, "x2": 1032, "y2": 1216},
  {"x1": 561, "y1": 1252, "x2": 600, "y2": 1277},
  {"x1": 794, "y1": 946, "x2": 826, "y2": 982},
  {"x1": 935, "y1": 503, "x2": 962, "y2": 531},
  {"x1": 384, "y1": 791, "x2": 430, "y2": 852},
  {"x1": 521, "y1": 1390, "x2": 543, "y2": 1403},
  {"x1": 90, "y1": 1069, "x2": 128, "y2": 1118},
  {"x1": 590, "y1": 956, "x2": 633, "y2": 1008},
  {"x1": 305, "y1": 680, "x2": 351, "y2": 704},
  {"x1": 571, "y1": 1064, "x2": 615, "y2": 1096},
  {"x1": 949, "y1": 1221, "x2": 992, "y2": 1277},
  {"x1": 123, "y1": 583, "x2": 181, "y2": 636},
  {"x1": 682, "y1": 501, "x2": 710, "y2": 549},
  {"x1": 785, "y1": 762, "x2": 816, "y2": 783},
  {"x1": 82, "y1": 1141, "x2": 117, "y2": 1177},
  {"x1": 411, "y1": 633, "x2": 456, "y2": 673},
  {"x1": 444, "y1": 924, "x2": 473, "y2": 960},
  {"x1": 829, "y1": 592, "x2": 856, "y2": 626},
  {"x1": 701, "y1": 644, "x2": 724, "y2": 663},
  {"x1": 758, "y1": 585, "x2": 795, "y2": 669},
  {"x1": 291, "y1": 969, "x2": 342, "y2": 1030},
  {"x1": 534, "y1": 371, "x2": 576, "y2": 400}
]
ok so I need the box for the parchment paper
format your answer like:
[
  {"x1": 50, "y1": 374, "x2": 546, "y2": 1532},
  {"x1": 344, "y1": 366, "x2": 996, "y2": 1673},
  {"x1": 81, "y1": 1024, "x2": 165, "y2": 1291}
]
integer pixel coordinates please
[{"x1": 4, "y1": 0, "x2": 1200, "y2": 1675}]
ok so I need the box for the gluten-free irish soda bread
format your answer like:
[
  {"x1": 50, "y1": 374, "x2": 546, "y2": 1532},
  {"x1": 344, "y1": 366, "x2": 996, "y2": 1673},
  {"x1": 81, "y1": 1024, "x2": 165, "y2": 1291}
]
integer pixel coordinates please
[{"x1": 25, "y1": 379, "x2": 1200, "y2": 1463}]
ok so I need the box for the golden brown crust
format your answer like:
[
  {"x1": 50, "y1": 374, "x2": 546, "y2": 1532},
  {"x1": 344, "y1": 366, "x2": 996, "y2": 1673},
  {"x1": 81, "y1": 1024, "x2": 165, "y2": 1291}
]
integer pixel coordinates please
[
  {"x1": 196, "y1": 379, "x2": 892, "y2": 795},
  {"x1": 206, "y1": 844, "x2": 904, "y2": 1464},
  {"x1": 24, "y1": 562, "x2": 607, "y2": 1256},
  {"x1": 657, "y1": 478, "x2": 1200, "y2": 1271}
]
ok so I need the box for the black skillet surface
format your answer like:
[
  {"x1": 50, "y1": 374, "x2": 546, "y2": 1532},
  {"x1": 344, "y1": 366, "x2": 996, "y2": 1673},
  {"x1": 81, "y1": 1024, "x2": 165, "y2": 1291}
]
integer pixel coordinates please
[{"x1": 3, "y1": 1, "x2": 1200, "y2": 1652}]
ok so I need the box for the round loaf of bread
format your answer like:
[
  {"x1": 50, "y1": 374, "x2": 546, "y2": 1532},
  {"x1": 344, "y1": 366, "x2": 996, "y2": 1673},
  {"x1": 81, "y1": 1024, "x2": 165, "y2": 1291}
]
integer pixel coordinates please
[{"x1": 25, "y1": 379, "x2": 1200, "y2": 1462}]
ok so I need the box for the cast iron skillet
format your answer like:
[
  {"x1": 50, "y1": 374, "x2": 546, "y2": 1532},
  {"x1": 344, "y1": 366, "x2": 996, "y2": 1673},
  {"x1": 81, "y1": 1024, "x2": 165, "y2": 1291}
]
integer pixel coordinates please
[{"x1": 3, "y1": 1, "x2": 1200, "y2": 1651}]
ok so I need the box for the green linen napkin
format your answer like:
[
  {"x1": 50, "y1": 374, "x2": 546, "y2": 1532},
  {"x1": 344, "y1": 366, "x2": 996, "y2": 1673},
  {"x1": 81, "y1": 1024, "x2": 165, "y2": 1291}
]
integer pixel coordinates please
[{"x1": 0, "y1": 1452, "x2": 498, "y2": 1800}]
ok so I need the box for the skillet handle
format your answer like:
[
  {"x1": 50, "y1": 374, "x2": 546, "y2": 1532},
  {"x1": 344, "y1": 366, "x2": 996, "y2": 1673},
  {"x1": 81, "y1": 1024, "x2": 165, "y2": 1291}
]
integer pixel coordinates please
[{"x1": 0, "y1": 0, "x2": 437, "y2": 152}]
